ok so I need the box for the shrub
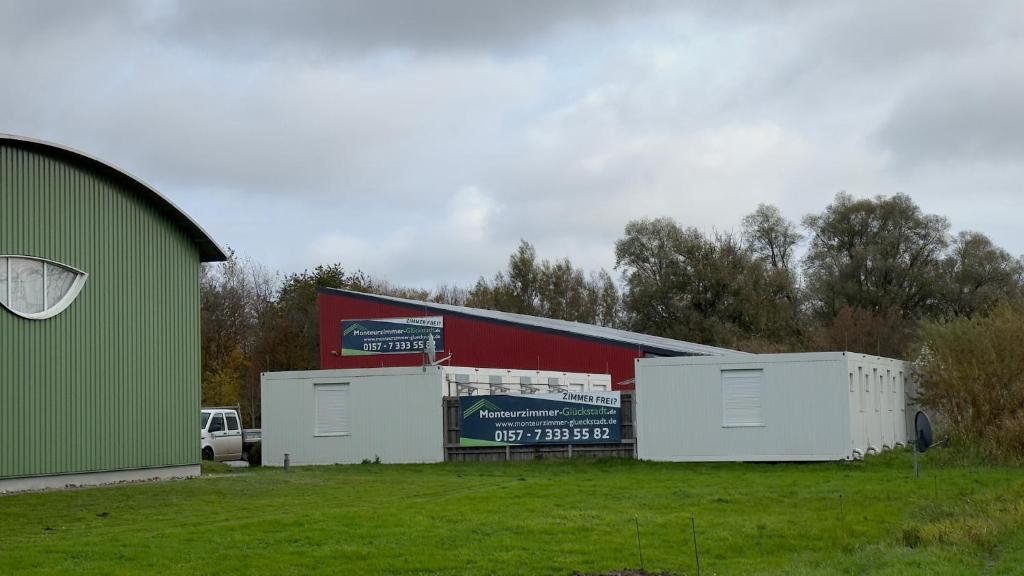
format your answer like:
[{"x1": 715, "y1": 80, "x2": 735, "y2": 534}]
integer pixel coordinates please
[
  {"x1": 901, "y1": 526, "x2": 923, "y2": 548},
  {"x1": 814, "y1": 305, "x2": 916, "y2": 358},
  {"x1": 916, "y1": 303, "x2": 1024, "y2": 463}
]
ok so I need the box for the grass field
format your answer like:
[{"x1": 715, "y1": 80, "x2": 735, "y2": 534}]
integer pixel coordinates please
[{"x1": 1, "y1": 450, "x2": 1023, "y2": 575}]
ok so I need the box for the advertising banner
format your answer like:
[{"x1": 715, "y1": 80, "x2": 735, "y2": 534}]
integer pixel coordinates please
[
  {"x1": 341, "y1": 316, "x2": 444, "y2": 356},
  {"x1": 460, "y1": 391, "x2": 621, "y2": 446}
]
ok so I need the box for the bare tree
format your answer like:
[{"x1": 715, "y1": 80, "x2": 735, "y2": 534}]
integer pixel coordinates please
[{"x1": 742, "y1": 204, "x2": 803, "y2": 270}]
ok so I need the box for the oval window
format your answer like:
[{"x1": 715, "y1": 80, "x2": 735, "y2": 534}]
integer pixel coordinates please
[{"x1": 0, "y1": 256, "x2": 87, "y2": 320}]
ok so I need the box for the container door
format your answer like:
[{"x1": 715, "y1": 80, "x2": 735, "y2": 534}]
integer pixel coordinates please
[
  {"x1": 863, "y1": 369, "x2": 873, "y2": 450},
  {"x1": 857, "y1": 366, "x2": 868, "y2": 452},
  {"x1": 224, "y1": 412, "x2": 243, "y2": 459},
  {"x1": 897, "y1": 370, "x2": 908, "y2": 443},
  {"x1": 208, "y1": 412, "x2": 228, "y2": 460},
  {"x1": 886, "y1": 370, "x2": 896, "y2": 447},
  {"x1": 848, "y1": 372, "x2": 857, "y2": 453}
]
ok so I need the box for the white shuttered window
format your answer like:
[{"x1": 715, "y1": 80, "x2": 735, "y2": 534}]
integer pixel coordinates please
[
  {"x1": 722, "y1": 369, "x2": 765, "y2": 427},
  {"x1": 315, "y1": 384, "x2": 350, "y2": 436}
]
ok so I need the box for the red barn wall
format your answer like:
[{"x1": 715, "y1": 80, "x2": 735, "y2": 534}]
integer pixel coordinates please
[{"x1": 318, "y1": 291, "x2": 643, "y2": 388}]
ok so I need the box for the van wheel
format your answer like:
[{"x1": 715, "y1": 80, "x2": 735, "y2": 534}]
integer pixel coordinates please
[{"x1": 202, "y1": 447, "x2": 214, "y2": 461}]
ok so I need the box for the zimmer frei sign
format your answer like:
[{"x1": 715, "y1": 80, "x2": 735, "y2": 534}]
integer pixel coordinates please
[
  {"x1": 341, "y1": 316, "x2": 444, "y2": 356},
  {"x1": 460, "y1": 391, "x2": 621, "y2": 446}
]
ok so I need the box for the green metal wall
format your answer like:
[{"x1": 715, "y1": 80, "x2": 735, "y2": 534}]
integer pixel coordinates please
[{"x1": 1, "y1": 142, "x2": 202, "y2": 478}]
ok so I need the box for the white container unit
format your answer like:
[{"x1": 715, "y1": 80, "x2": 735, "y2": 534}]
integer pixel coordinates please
[
  {"x1": 635, "y1": 352, "x2": 911, "y2": 462},
  {"x1": 262, "y1": 366, "x2": 614, "y2": 467},
  {"x1": 847, "y1": 354, "x2": 912, "y2": 456},
  {"x1": 262, "y1": 367, "x2": 447, "y2": 466}
]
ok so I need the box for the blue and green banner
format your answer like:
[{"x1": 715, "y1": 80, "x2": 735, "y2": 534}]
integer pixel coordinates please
[
  {"x1": 460, "y1": 391, "x2": 621, "y2": 446},
  {"x1": 341, "y1": 316, "x2": 444, "y2": 356}
]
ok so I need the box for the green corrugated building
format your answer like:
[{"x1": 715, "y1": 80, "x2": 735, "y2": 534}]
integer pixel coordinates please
[{"x1": 1, "y1": 134, "x2": 226, "y2": 491}]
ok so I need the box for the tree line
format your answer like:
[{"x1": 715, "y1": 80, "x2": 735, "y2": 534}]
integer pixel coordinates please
[
  {"x1": 200, "y1": 262, "x2": 433, "y2": 423},
  {"x1": 618, "y1": 193, "x2": 1021, "y2": 355},
  {"x1": 460, "y1": 192, "x2": 1021, "y2": 355},
  {"x1": 202, "y1": 192, "x2": 1024, "y2": 443}
]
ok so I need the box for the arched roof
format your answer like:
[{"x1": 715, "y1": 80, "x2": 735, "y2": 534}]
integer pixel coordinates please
[{"x1": 1, "y1": 133, "x2": 227, "y2": 262}]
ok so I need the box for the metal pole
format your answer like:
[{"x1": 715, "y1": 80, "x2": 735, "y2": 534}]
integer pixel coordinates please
[
  {"x1": 691, "y1": 515, "x2": 701, "y2": 576},
  {"x1": 634, "y1": 516, "x2": 644, "y2": 571},
  {"x1": 284, "y1": 453, "x2": 290, "y2": 472},
  {"x1": 913, "y1": 446, "x2": 919, "y2": 479},
  {"x1": 839, "y1": 494, "x2": 846, "y2": 544}
]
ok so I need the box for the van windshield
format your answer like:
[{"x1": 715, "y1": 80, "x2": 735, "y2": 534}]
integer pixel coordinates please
[{"x1": 201, "y1": 412, "x2": 210, "y2": 429}]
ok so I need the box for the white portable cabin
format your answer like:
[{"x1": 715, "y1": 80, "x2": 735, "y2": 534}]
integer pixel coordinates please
[
  {"x1": 442, "y1": 366, "x2": 611, "y2": 396},
  {"x1": 261, "y1": 366, "x2": 612, "y2": 466},
  {"x1": 635, "y1": 352, "x2": 912, "y2": 462}
]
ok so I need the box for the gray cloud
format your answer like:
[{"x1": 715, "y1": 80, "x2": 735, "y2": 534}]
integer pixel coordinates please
[
  {"x1": 158, "y1": 1, "x2": 670, "y2": 57},
  {"x1": 2, "y1": 0, "x2": 1023, "y2": 287},
  {"x1": 801, "y1": 1, "x2": 1013, "y2": 72},
  {"x1": 877, "y1": 55, "x2": 1024, "y2": 166},
  {"x1": 0, "y1": 0, "x2": 138, "y2": 45}
]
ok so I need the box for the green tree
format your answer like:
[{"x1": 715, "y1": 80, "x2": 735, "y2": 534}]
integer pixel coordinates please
[
  {"x1": 430, "y1": 283, "x2": 469, "y2": 306},
  {"x1": 467, "y1": 240, "x2": 621, "y2": 326},
  {"x1": 537, "y1": 258, "x2": 592, "y2": 322},
  {"x1": 742, "y1": 203, "x2": 803, "y2": 271},
  {"x1": 264, "y1": 264, "x2": 370, "y2": 372},
  {"x1": 741, "y1": 204, "x2": 804, "y2": 340},
  {"x1": 612, "y1": 218, "x2": 685, "y2": 337},
  {"x1": 466, "y1": 241, "x2": 540, "y2": 315},
  {"x1": 202, "y1": 256, "x2": 442, "y2": 425},
  {"x1": 203, "y1": 348, "x2": 247, "y2": 408},
  {"x1": 507, "y1": 240, "x2": 541, "y2": 315},
  {"x1": 941, "y1": 231, "x2": 1023, "y2": 318},
  {"x1": 200, "y1": 250, "x2": 275, "y2": 423},
  {"x1": 615, "y1": 217, "x2": 801, "y2": 349},
  {"x1": 592, "y1": 269, "x2": 622, "y2": 328},
  {"x1": 802, "y1": 192, "x2": 949, "y2": 319}
]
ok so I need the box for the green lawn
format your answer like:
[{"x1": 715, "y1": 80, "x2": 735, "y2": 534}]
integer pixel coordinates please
[{"x1": 1, "y1": 451, "x2": 1023, "y2": 575}]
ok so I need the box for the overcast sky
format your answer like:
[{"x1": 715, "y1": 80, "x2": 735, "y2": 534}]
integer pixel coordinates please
[{"x1": 2, "y1": 1, "x2": 1023, "y2": 288}]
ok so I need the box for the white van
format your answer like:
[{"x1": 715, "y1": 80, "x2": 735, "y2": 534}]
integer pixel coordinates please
[{"x1": 200, "y1": 408, "x2": 260, "y2": 462}]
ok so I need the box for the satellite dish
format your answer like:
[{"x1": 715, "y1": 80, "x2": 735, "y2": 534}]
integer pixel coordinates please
[{"x1": 915, "y1": 411, "x2": 934, "y2": 453}]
